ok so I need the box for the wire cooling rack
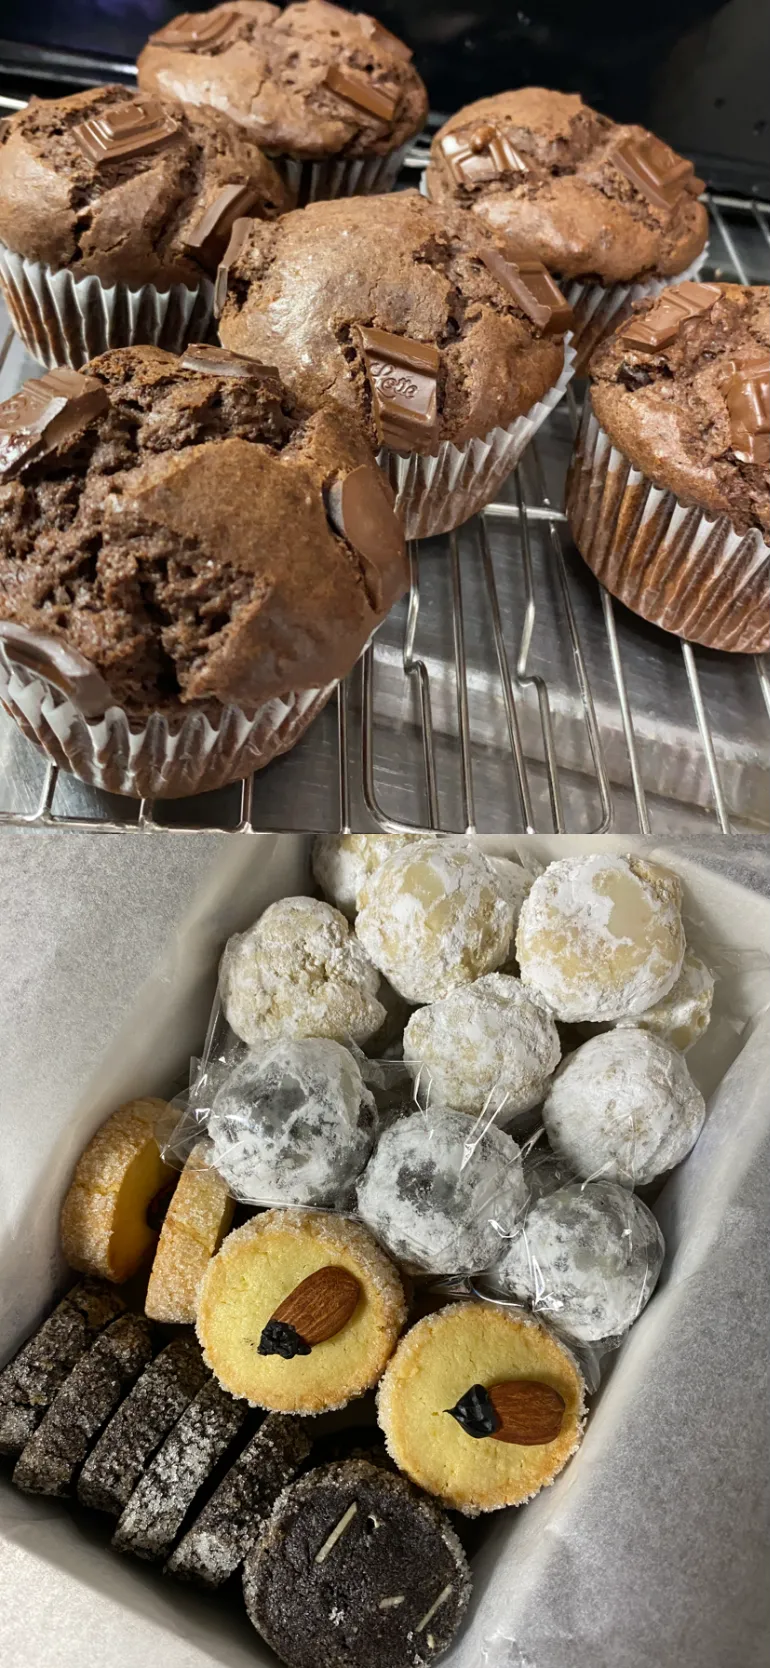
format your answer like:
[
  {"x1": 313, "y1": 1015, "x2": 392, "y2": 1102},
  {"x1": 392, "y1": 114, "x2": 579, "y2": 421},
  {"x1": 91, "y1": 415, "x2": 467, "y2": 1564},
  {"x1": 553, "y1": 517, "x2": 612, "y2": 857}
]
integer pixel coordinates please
[{"x1": 0, "y1": 124, "x2": 767, "y2": 836}]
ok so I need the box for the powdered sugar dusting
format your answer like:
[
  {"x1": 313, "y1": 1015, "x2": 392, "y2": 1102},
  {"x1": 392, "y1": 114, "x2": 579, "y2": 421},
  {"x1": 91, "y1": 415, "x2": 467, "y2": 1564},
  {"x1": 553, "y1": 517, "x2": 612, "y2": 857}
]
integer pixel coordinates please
[
  {"x1": 543, "y1": 1027, "x2": 705, "y2": 1185},
  {"x1": 220, "y1": 896, "x2": 385, "y2": 1047},
  {"x1": 404, "y1": 974, "x2": 560, "y2": 1120}
]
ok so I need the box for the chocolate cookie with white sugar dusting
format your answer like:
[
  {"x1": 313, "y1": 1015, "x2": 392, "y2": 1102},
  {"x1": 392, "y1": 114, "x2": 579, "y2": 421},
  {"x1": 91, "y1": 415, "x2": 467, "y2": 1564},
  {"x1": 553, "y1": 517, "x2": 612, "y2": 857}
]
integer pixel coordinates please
[
  {"x1": 0, "y1": 1279, "x2": 125, "y2": 1457},
  {"x1": 78, "y1": 1335, "x2": 209, "y2": 1515},
  {"x1": 13, "y1": 1313, "x2": 153, "y2": 1496},
  {"x1": 167, "y1": 1411, "x2": 312, "y2": 1586},
  {"x1": 243, "y1": 1459, "x2": 471, "y2": 1668},
  {"x1": 112, "y1": 1376, "x2": 249, "y2": 1561}
]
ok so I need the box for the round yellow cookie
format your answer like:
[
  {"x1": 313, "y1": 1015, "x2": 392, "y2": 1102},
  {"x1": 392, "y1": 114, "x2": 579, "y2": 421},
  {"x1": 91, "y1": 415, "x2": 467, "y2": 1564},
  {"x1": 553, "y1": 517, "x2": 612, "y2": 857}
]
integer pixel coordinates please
[
  {"x1": 197, "y1": 1208, "x2": 407, "y2": 1415},
  {"x1": 377, "y1": 1302, "x2": 586, "y2": 1515},
  {"x1": 145, "y1": 1145, "x2": 234, "y2": 1325},
  {"x1": 60, "y1": 1099, "x2": 176, "y2": 1284}
]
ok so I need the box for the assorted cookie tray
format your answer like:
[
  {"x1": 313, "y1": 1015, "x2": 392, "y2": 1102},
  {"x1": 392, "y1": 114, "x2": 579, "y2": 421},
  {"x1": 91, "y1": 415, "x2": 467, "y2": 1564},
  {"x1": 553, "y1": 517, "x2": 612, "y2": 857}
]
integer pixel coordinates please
[{"x1": 2, "y1": 833, "x2": 762, "y2": 1668}]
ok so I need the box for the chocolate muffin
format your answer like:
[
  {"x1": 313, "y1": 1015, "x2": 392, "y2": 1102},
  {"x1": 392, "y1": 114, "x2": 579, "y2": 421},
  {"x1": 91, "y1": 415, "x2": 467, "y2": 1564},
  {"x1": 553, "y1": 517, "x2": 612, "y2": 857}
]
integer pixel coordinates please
[
  {"x1": 138, "y1": 2, "x2": 427, "y2": 203},
  {"x1": 218, "y1": 189, "x2": 574, "y2": 537},
  {"x1": 566, "y1": 282, "x2": 769, "y2": 652},
  {"x1": 0, "y1": 344, "x2": 407, "y2": 796},
  {"x1": 424, "y1": 88, "x2": 709, "y2": 371},
  {"x1": 0, "y1": 83, "x2": 292, "y2": 369}
]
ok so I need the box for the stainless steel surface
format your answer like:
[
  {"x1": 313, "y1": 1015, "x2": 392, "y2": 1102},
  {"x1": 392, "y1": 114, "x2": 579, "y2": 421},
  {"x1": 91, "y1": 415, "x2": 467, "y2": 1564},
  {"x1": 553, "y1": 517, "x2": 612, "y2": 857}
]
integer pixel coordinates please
[{"x1": 0, "y1": 160, "x2": 767, "y2": 836}]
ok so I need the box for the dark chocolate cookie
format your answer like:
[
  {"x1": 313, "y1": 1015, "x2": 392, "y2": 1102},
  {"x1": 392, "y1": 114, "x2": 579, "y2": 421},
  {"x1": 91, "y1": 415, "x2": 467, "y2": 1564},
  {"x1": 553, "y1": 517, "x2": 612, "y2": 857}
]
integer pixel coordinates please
[
  {"x1": 78, "y1": 1334, "x2": 209, "y2": 1515},
  {"x1": 0, "y1": 83, "x2": 292, "y2": 287},
  {"x1": 112, "y1": 1376, "x2": 249, "y2": 1562},
  {"x1": 243, "y1": 1458, "x2": 471, "y2": 1667},
  {"x1": 425, "y1": 88, "x2": 708, "y2": 285},
  {"x1": 138, "y1": 2, "x2": 427, "y2": 161},
  {"x1": 0, "y1": 345, "x2": 407, "y2": 719},
  {"x1": 166, "y1": 1411, "x2": 312, "y2": 1586},
  {"x1": 0, "y1": 1280, "x2": 125, "y2": 1458},
  {"x1": 13, "y1": 1314, "x2": 153, "y2": 1496}
]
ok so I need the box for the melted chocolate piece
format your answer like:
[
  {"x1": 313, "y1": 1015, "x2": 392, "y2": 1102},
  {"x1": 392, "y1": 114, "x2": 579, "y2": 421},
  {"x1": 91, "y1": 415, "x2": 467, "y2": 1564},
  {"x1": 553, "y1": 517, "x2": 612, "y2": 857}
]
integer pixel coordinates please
[
  {"x1": 355, "y1": 326, "x2": 440, "y2": 454},
  {"x1": 214, "y1": 215, "x2": 253, "y2": 317},
  {"x1": 611, "y1": 132, "x2": 701, "y2": 211},
  {"x1": 619, "y1": 281, "x2": 722, "y2": 350},
  {"x1": 148, "y1": 7, "x2": 243, "y2": 50},
  {"x1": 325, "y1": 464, "x2": 403, "y2": 576},
  {"x1": 439, "y1": 123, "x2": 529, "y2": 189},
  {"x1": 180, "y1": 343, "x2": 282, "y2": 387},
  {"x1": 0, "y1": 369, "x2": 108, "y2": 479},
  {"x1": 258, "y1": 1319, "x2": 312, "y2": 1360},
  {"x1": 73, "y1": 98, "x2": 179, "y2": 169},
  {"x1": 0, "y1": 621, "x2": 114, "y2": 718},
  {"x1": 445, "y1": 1383, "x2": 499, "y2": 1439},
  {"x1": 722, "y1": 357, "x2": 770, "y2": 466},
  {"x1": 356, "y1": 12, "x2": 413, "y2": 60},
  {"x1": 324, "y1": 64, "x2": 398, "y2": 123},
  {"x1": 480, "y1": 248, "x2": 573, "y2": 335},
  {"x1": 617, "y1": 362, "x2": 655, "y2": 390},
  {"x1": 183, "y1": 183, "x2": 264, "y2": 273}
]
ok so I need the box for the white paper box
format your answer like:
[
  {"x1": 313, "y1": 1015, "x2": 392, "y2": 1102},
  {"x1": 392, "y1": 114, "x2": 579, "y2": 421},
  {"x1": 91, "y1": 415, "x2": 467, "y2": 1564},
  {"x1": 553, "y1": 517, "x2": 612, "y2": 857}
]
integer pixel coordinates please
[{"x1": 0, "y1": 833, "x2": 767, "y2": 1668}]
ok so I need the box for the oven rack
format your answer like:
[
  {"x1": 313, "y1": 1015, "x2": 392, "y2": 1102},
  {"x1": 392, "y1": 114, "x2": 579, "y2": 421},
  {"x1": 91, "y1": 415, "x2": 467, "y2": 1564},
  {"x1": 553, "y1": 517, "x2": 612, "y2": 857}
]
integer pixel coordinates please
[{"x1": 0, "y1": 129, "x2": 767, "y2": 836}]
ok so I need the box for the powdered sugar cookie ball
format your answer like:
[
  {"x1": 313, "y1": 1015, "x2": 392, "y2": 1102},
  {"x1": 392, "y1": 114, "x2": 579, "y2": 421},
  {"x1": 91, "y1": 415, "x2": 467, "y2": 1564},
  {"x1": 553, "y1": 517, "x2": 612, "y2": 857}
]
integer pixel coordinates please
[
  {"x1": 355, "y1": 838, "x2": 515, "y2": 1005},
  {"x1": 542, "y1": 1028, "x2": 705, "y2": 1185},
  {"x1": 487, "y1": 855, "x2": 534, "y2": 934},
  {"x1": 492, "y1": 1179, "x2": 665, "y2": 1343},
  {"x1": 403, "y1": 975, "x2": 560, "y2": 1120},
  {"x1": 356, "y1": 1106, "x2": 526, "y2": 1276},
  {"x1": 619, "y1": 948, "x2": 714, "y2": 1053},
  {"x1": 219, "y1": 897, "x2": 385, "y2": 1047},
  {"x1": 208, "y1": 1038, "x2": 377, "y2": 1207},
  {"x1": 516, "y1": 854, "x2": 685, "y2": 1023},
  {"x1": 312, "y1": 835, "x2": 425, "y2": 920}
]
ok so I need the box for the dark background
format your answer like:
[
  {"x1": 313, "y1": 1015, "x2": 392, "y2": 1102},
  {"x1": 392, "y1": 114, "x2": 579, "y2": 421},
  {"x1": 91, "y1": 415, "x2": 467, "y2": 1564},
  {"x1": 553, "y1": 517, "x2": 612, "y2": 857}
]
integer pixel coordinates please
[{"x1": 0, "y1": 0, "x2": 767, "y2": 194}]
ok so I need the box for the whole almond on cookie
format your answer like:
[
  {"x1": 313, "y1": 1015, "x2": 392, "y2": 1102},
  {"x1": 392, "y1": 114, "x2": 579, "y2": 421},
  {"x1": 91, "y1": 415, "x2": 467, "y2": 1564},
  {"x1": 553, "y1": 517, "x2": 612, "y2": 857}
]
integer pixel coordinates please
[
  {"x1": 259, "y1": 1267, "x2": 362, "y2": 1358},
  {"x1": 446, "y1": 1378, "x2": 565, "y2": 1445}
]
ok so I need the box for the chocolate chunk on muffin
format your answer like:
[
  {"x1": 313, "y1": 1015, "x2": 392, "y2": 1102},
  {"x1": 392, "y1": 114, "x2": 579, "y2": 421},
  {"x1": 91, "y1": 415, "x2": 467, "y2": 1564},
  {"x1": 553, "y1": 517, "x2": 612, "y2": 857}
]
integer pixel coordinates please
[
  {"x1": 566, "y1": 283, "x2": 769, "y2": 652},
  {"x1": 138, "y1": 2, "x2": 427, "y2": 201},
  {"x1": 0, "y1": 345, "x2": 407, "y2": 796},
  {"x1": 218, "y1": 189, "x2": 573, "y2": 536},
  {"x1": 0, "y1": 84, "x2": 293, "y2": 368},
  {"x1": 425, "y1": 89, "x2": 708, "y2": 370}
]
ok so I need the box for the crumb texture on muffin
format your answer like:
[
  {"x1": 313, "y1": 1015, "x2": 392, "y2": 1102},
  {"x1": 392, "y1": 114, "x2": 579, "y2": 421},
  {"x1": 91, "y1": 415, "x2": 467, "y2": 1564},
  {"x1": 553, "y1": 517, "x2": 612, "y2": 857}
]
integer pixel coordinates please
[{"x1": 425, "y1": 87, "x2": 708, "y2": 283}]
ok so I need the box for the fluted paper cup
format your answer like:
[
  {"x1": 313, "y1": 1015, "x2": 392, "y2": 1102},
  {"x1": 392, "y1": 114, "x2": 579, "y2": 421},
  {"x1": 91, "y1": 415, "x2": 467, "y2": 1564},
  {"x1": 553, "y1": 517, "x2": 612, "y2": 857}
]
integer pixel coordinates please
[
  {"x1": 0, "y1": 635, "x2": 334, "y2": 799},
  {"x1": 564, "y1": 245, "x2": 708, "y2": 375},
  {"x1": 566, "y1": 403, "x2": 769, "y2": 653},
  {"x1": 270, "y1": 141, "x2": 412, "y2": 207},
  {"x1": 0, "y1": 243, "x2": 214, "y2": 371},
  {"x1": 383, "y1": 339, "x2": 576, "y2": 540}
]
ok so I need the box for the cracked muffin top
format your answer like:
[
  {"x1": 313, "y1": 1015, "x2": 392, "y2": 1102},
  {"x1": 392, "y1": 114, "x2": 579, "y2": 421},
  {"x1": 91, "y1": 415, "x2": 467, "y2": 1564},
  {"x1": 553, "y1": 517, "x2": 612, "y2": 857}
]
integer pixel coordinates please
[
  {"x1": 138, "y1": 1, "x2": 427, "y2": 160},
  {"x1": 0, "y1": 345, "x2": 407, "y2": 717},
  {"x1": 424, "y1": 88, "x2": 708, "y2": 286},
  {"x1": 217, "y1": 190, "x2": 570, "y2": 451},
  {"x1": 0, "y1": 84, "x2": 293, "y2": 289},
  {"x1": 587, "y1": 283, "x2": 769, "y2": 536}
]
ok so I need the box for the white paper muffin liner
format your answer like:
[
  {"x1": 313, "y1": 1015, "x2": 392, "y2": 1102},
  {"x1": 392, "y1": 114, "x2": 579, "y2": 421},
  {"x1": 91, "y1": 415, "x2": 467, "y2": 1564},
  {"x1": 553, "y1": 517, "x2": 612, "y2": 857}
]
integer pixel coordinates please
[
  {"x1": 270, "y1": 141, "x2": 412, "y2": 206},
  {"x1": 0, "y1": 653, "x2": 335, "y2": 799},
  {"x1": 382, "y1": 339, "x2": 576, "y2": 540},
  {"x1": 0, "y1": 243, "x2": 215, "y2": 371},
  {"x1": 564, "y1": 243, "x2": 708, "y2": 374},
  {"x1": 566, "y1": 403, "x2": 770, "y2": 653}
]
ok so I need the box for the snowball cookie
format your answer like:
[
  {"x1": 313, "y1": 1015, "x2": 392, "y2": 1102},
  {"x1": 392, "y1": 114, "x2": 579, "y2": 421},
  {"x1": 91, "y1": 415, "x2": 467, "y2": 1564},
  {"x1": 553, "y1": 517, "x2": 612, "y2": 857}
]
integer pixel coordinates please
[
  {"x1": 377, "y1": 1302, "x2": 586, "y2": 1514},
  {"x1": 543, "y1": 1029, "x2": 705, "y2": 1186},
  {"x1": 403, "y1": 975, "x2": 560, "y2": 1120},
  {"x1": 493, "y1": 1179, "x2": 665, "y2": 1343},
  {"x1": 355, "y1": 838, "x2": 515, "y2": 1004},
  {"x1": 220, "y1": 896, "x2": 385, "y2": 1046},
  {"x1": 312, "y1": 834, "x2": 425, "y2": 920},
  {"x1": 620, "y1": 947, "x2": 715, "y2": 1053},
  {"x1": 516, "y1": 853, "x2": 685, "y2": 1023},
  {"x1": 208, "y1": 1038, "x2": 377, "y2": 1207},
  {"x1": 356, "y1": 1106, "x2": 526, "y2": 1276},
  {"x1": 487, "y1": 854, "x2": 534, "y2": 937}
]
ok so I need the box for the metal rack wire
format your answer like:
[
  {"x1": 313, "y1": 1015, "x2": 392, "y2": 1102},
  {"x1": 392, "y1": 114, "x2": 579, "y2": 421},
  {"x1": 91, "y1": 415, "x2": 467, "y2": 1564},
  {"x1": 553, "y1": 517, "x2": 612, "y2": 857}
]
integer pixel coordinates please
[{"x1": 0, "y1": 146, "x2": 767, "y2": 836}]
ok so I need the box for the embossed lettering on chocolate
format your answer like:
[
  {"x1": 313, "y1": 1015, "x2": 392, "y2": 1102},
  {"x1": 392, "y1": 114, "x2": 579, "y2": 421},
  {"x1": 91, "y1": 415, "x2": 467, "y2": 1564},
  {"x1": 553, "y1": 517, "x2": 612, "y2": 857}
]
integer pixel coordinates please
[
  {"x1": 0, "y1": 345, "x2": 408, "y2": 719},
  {"x1": 217, "y1": 190, "x2": 569, "y2": 456}
]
